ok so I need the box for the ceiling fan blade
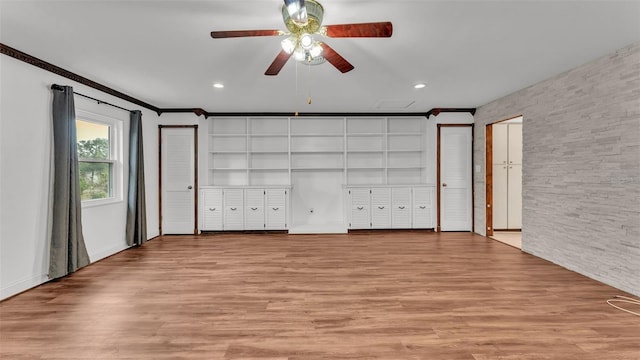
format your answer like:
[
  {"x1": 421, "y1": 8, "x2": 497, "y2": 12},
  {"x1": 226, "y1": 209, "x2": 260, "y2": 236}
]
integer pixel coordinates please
[
  {"x1": 324, "y1": 22, "x2": 393, "y2": 38},
  {"x1": 211, "y1": 30, "x2": 282, "y2": 38},
  {"x1": 320, "y1": 43, "x2": 354, "y2": 73},
  {"x1": 265, "y1": 50, "x2": 293, "y2": 76}
]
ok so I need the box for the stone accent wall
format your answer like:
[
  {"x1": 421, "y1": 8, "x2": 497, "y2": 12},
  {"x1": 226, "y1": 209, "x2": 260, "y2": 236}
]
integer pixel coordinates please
[{"x1": 473, "y1": 43, "x2": 640, "y2": 296}]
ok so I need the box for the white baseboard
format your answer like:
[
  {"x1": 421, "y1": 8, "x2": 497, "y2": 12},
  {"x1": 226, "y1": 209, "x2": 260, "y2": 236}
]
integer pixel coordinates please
[
  {"x1": 288, "y1": 223, "x2": 348, "y2": 234},
  {"x1": 1, "y1": 273, "x2": 49, "y2": 301}
]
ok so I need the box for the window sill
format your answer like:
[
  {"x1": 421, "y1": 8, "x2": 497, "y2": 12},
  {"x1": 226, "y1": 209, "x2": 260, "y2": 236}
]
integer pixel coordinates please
[{"x1": 81, "y1": 197, "x2": 123, "y2": 209}]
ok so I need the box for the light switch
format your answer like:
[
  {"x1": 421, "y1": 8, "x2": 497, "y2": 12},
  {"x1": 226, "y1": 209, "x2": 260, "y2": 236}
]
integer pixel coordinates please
[{"x1": 475, "y1": 165, "x2": 481, "y2": 173}]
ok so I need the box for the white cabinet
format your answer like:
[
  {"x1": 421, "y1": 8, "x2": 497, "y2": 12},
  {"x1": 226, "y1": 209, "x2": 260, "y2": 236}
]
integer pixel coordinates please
[
  {"x1": 266, "y1": 189, "x2": 287, "y2": 229},
  {"x1": 492, "y1": 123, "x2": 522, "y2": 230},
  {"x1": 371, "y1": 188, "x2": 391, "y2": 228},
  {"x1": 200, "y1": 187, "x2": 289, "y2": 231},
  {"x1": 245, "y1": 189, "x2": 265, "y2": 230},
  {"x1": 349, "y1": 188, "x2": 371, "y2": 229},
  {"x1": 391, "y1": 187, "x2": 411, "y2": 228},
  {"x1": 346, "y1": 186, "x2": 434, "y2": 230},
  {"x1": 223, "y1": 189, "x2": 244, "y2": 230},
  {"x1": 201, "y1": 188, "x2": 223, "y2": 231},
  {"x1": 413, "y1": 186, "x2": 434, "y2": 229}
]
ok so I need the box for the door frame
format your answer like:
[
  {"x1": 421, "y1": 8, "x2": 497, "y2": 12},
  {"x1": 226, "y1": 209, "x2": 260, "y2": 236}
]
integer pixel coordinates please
[
  {"x1": 158, "y1": 125, "x2": 199, "y2": 235},
  {"x1": 485, "y1": 114, "x2": 522, "y2": 237},
  {"x1": 437, "y1": 124, "x2": 474, "y2": 232}
]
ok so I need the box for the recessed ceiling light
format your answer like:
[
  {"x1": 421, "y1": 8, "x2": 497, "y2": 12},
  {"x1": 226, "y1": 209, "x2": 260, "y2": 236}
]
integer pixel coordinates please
[
  {"x1": 213, "y1": 83, "x2": 224, "y2": 89},
  {"x1": 414, "y1": 83, "x2": 426, "y2": 89}
]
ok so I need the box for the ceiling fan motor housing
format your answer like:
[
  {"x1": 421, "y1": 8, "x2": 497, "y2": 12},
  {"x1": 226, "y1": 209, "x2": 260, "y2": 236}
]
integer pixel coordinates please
[{"x1": 282, "y1": 0, "x2": 324, "y2": 34}]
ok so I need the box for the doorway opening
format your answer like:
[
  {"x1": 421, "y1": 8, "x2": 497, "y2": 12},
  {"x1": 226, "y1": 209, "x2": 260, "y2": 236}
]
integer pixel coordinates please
[{"x1": 486, "y1": 116, "x2": 522, "y2": 249}]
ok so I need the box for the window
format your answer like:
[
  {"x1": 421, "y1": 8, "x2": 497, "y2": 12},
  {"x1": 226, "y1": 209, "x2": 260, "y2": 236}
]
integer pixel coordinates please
[{"x1": 76, "y1": 111, "x2": 121, "y2": 204}]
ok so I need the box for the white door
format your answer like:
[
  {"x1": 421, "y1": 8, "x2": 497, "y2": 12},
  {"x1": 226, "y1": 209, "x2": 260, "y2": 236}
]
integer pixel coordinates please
[
  {"x1": 391, "y1": 187, "x2": 411, "y2": 228},
  {"x1": 440, "y1": 126, "x2": 472, "y2": 231},
  {"x1": 507, "y1": 164, "x2": 522, "y2": 229},
  {"x1": 492, "y1": 164, "x2": 508, "y2": 230},
  {"x1": 371, "y1": 188, "x2": 391, "y2": 229},
  {"x1": 245, "y1": 189, "x2": 265, "y2": 230},
  {"x1": 202, "y1": 189, "x2": 223, "y2": 231},
  {"x1": 413, "y1": 186, "x2": 434, "y2": 229},
  {"x1": 266, "y1": 189, "x2": 287, "y2": 230},
  {"x1": 223, "y1": 189, "x2": 244, "y2": 230},
  {"x1": 349, "y1": 188, "x2": 371, "y2": 229},
  {"x1": 161, "y1": 128, "x2": 195, "y2": 234}
]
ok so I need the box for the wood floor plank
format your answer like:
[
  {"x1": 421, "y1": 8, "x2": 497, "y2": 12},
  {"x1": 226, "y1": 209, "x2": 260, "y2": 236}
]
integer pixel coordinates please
[{"x1": 1, "y1": 232, "x2": 638, "y2": 359}]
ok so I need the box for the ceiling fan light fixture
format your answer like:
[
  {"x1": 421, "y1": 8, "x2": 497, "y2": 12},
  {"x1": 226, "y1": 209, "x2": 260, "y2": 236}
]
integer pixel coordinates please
[
  {"x1": 309, "y1": 42, "x2": 323, "y2": 58},
  {"x1": 281, "y1": 36, "x2": 297, "y2": 54},
  {"x1": 300, "y1": 33, "x2": 314, "y2": 49}
]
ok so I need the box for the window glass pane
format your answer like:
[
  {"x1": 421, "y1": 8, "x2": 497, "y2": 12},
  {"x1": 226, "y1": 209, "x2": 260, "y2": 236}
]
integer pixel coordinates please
[
  {"x1": 76, "y1": 120, "x2": 110, "y2": 160},
  {"x1": 79, "y1": 162, "x2": 112, "y2": 200}
]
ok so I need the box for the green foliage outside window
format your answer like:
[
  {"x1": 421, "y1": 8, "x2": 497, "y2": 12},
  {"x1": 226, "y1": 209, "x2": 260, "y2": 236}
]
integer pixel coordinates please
[{"x1": 76, "y1": 120, "x2": 113, "y2": 201}]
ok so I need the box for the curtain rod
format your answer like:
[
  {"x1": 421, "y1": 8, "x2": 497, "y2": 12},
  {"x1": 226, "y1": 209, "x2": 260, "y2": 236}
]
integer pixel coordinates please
[{"x1": 51, "y1": 84, "x2": 133, "y2": 113}]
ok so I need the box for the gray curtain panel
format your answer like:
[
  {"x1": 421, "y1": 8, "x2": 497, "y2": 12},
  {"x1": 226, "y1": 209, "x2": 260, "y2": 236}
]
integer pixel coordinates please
[
  {"x1": 126, "y1": 110, "x2": 147, "y2": 246},
  {"x1": 49, "y1": 85, "x2": 91, "y2": 279}
]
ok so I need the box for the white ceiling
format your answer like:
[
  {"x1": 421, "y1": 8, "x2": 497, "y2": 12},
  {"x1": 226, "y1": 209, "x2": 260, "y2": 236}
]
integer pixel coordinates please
[{"x1": 1, "y1": 1, "x2": 639, "y2": 113}]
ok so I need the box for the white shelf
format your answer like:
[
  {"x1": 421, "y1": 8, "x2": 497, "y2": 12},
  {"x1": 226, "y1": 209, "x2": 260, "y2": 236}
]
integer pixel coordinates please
[{"x1": 207, "y1": 116, "x2": 425, "y2": 186}]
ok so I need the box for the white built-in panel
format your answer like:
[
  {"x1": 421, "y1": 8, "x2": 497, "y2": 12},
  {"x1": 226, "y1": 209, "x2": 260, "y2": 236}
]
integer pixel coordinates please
[
  {"x1": 492, "y1": 124, "x2": 509, "y2": 165},
  {"x1": 223, "y1": 189, "x2": 244, "y2": 230},
  {"x1": 244, "y1": 189, "x2": 265, "y2": 230},
  {"x1": 391, "y1": 187, "x2": 411, "y2": 228},
  {"x1": 371, "y1": 188, "x2": 391, "y2": 228}
]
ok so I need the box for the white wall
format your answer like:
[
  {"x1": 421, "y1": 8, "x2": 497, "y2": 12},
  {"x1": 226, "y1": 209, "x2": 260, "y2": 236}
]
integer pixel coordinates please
[{"x1": 0, "y1": 55, "x2": 160, "y2": 300}]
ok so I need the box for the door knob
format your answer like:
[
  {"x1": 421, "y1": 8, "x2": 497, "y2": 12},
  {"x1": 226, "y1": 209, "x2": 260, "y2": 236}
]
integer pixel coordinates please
[
  {"x1": 187, "y1": 185, "x2": 193, "y2": 190},
  {"x1": 442, "y1": 183, "x2": 447, "y2": 187}
]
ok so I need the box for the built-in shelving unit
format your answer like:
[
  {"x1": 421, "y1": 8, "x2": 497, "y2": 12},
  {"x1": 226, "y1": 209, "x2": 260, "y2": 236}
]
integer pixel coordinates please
[{"x1": 206, "y1": 116, "x2": 426, "y2": 186}]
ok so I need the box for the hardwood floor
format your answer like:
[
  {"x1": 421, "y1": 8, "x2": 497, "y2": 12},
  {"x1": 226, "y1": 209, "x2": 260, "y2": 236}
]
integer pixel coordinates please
[{"x1": 1, "y1": 232, "x2": 638, "y2": 359}]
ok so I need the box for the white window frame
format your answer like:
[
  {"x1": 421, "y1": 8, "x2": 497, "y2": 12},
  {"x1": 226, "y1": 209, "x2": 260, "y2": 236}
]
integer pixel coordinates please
[{"x1": 76, "y1": 109, "x2": 123, "y2": 208}]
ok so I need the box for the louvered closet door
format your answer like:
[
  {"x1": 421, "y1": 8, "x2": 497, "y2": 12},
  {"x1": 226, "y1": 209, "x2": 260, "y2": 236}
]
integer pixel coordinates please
[
  {"x1": 202, "y1": 189, "x2": 223, "y2": 231},
  {"x1": 413, "y1": 187, "x2": 434, "y2": 229},
  {"x1": 224, "y1": 189, "x2": 244, "y2": 230},
  {"x1": 371, "y1": 188, "x2": 391, "y2": 229},
  {"x1": 349, "y1": 188, "x2": 371, "y2": 229},
  {"x1": 439, "y1": 126, "x2": 472, "y2": 231},
  {"x1": 266, "y1": 189, "x2": 287, "y2": 230},
  {"x1": 391, "y1": 187, "x2": 411, "y2": 228},
  {"x1": 245, "y1": 189, "x2": 265, "y2": 230}
]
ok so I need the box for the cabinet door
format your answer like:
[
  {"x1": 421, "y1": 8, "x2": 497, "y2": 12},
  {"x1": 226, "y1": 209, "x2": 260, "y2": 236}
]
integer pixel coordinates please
[
  {"x1": 266, "y1": 189, "x2": 287, "y2": 230},
  {"x1": 507, "y1": 164, "x2": 522, "y2": 229},
  {"x1": 492, "y1": 165, "x2": 508, "y2": 230},
  {"x1": 492, "y1": 124, "x2": 508, "y2": 165},
  {"x1": 413, "y1": 187, "x2": 434, "y2": 229},
  {"x1": 371, "y1": 188, "x2": 391, "y2": 228},
  {"x1": 391, "y1": 187, "x2": 411, "y2": 228},
  {"x1": 201, "y1": 189, "x2": 223, "y2": 231},
  {"x1": 223, "y1": 189, "x2": 244, "y2": 230},
  {"x1": 245, "y1": 189, "x2": 265, "y2": 230},
  {"x1": 508, "y1": 124, "x2": 522, "y2": 165},
  {"x1": 349, "y1": 188, "x2": 371, "y2": 229}
]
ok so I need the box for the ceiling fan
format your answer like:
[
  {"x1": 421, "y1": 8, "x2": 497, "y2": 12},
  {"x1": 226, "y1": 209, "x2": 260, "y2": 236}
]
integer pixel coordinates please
[{"x1": 210, "y1": 0, "x2": 392, "y2": 75}]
